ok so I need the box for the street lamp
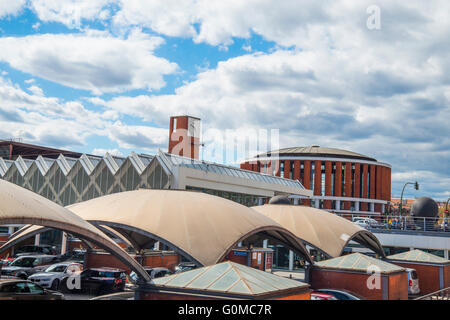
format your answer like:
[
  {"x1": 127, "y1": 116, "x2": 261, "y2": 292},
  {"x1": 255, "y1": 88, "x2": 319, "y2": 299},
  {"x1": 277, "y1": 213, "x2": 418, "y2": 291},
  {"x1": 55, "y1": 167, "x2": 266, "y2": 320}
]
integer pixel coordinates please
[
  {"x1": 445, "y1": 197, "x2": 450, "y2": 216},
  {"x1": 399, "y1": 181, "x2": 419, "y2": 216}
]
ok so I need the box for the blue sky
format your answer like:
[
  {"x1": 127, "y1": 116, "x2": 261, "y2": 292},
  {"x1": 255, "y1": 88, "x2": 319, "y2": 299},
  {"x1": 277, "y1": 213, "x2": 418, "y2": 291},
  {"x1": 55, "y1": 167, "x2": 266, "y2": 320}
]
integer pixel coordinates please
[{"x1": 0, "y1": 1, "x2": 448, "y2": 200}]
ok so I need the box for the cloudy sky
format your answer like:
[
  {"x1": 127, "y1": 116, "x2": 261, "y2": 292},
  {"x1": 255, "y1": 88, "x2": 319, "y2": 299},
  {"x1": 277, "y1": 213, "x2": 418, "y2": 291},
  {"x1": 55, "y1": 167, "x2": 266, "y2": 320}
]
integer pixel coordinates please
[{"x1": 0, "y1": 1, "x2": 448, "y2": 200}]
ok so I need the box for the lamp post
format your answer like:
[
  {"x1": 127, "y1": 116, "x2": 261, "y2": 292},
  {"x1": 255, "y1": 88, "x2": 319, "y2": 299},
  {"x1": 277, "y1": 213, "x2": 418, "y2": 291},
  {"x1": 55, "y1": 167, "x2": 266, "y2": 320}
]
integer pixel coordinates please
[{"x1": 399, "y1": 181, "x2": 419, "y2": 216}]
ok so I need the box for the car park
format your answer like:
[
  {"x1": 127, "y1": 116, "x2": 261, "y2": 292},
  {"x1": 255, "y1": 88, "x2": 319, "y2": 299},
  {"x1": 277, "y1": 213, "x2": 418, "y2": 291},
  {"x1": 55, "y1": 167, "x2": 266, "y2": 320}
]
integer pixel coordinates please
[
  {"x1": 314, "y1": 289, "x2": 364, "y2": 300},
  {"x1": 61, "y1": 267, "x2": 127, "y2": 295},
  {"x1": 0, "y1": 279, "x2": 64, "y2": 300},
  {"x1": 0, "y1": 255, "x2": 58, "y2": 279},
  {"x1": 28, "y1": 262, "x2": 83, "y2": 290}
]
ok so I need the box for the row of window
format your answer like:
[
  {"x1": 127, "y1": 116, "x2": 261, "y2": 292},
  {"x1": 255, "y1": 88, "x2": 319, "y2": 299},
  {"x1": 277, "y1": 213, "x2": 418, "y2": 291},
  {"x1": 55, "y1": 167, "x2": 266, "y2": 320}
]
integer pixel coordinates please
[{"x1": 258, "y1": 160, "x2": 387, "y2": 199}]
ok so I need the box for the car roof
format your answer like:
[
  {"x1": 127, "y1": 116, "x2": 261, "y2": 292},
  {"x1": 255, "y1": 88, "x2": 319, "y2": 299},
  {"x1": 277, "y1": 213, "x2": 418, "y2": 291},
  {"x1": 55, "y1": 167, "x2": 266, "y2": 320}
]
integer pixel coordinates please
[
  {"x1": 0, "y1": 279, "x2": 29, "y2": 285},
  {"x1": 15, "y1": 255, "x2": 56, "y2": 258},
  {"x1": 89, "y1": 267, "x2": 125, "y2": 272}
]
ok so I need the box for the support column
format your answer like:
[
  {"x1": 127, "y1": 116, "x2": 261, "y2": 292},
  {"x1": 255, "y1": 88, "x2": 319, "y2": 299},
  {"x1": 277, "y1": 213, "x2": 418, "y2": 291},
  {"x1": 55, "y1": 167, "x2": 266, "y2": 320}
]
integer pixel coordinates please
[
  {"x1": 34, "y1": 234, "x2": 40, "y2": 246},
  {"x1": 381, "y1": 204, "x2": 385, "y2": 214},
  {"x1": 355, "y1": 202, "x2": 360, "y2": 212},
  {"x1": 61, "y1": 232, "x2": 68, "y2": 255},
  {"x1": 289, "y1": 250, "x2": 294, "y2": 271},
  {"x1": 370, "y1": 202, "x2": 375, "y2": 212},
  {"x1": 258, "y1": 197, "x2": 264, "y2": 205},
  {"x1": 445, "y1": 250, "x2": 449, "y2": 260},
  {"x1": 315, "y1": 199, "x2": 320, "y2": 209},
  {"x1": 336, "y1": 200, "x2": 341, "y2": 211},
  {"x1": 293, "y1": 198, "x2": 299, "y2": 205},
  {"x1": 263, "y1": 240, "x2": 268, "y2": 248},
  {"x1": 154, "y1": 241, "x2": 160, "y2": 250}
]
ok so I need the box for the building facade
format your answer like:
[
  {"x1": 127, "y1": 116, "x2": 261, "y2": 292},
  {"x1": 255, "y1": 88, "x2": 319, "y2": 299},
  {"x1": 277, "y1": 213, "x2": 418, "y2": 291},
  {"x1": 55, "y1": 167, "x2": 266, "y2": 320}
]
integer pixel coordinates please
[{"x1": 241, "y1": 146, "x2": 391, "y2": 215}]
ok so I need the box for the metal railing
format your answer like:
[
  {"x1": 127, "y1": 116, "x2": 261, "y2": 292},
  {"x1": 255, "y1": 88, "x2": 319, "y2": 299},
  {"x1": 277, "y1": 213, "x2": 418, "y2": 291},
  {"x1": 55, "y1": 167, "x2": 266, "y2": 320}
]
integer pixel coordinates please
[
  {"x1": 414, "y1": 287, "x2": 450, "y2": 300},
  {"x1": 335, "y1": 213, "x2": 450, "y2": 233}
]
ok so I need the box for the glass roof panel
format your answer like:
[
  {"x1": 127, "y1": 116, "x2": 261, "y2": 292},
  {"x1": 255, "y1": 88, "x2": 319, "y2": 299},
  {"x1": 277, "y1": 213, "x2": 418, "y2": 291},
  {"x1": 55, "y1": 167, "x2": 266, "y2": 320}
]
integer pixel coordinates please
[{"x1": 186, "y1": 263, "x2": 231, "y2": 289}]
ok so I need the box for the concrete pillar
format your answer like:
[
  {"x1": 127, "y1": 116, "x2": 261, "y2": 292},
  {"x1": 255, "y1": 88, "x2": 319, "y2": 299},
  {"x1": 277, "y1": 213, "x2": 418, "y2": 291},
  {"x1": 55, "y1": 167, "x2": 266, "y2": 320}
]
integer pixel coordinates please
[
  {"x1": 154, "y1": 241, "x2": 160, "y2": 250},
  {"x1": 445, "y1": 250, "x2": 449, "y2": 260},
  {"x1": 238, "y1": 242, "x2": 242, "y2": 247},
  {"x1": 315, "y1": 199, "x2": 320, "y2": 208},
  {"x1": 355, "y1": 201, "x2": 360, "y2": 212},
  {"x1": 8, "y1": 226, "x2": 14, "y2": 235},
  {"x1": 61, "y1": 232, "x2": 68, "y2": 255},
  {"x1": 293, "y1": 198, "x2": 299, "y2": 205},
  {"x1": 370, "y1": 202, "x2": 375, "y2": 212},
  {"x1": 336, "y1": 200, "x2": 341, "y2": 210},
  {"x1": 258, "y1": 197, "x2": 264, "y2": 205},
  {"x1": 381, "y1": 204, "x2": 385, "y2": 214},
  {"x1": 289, "y1": 250, "x2": 294, "y2": 271},
  {"x1": 263, "y1": 240, "x2": 268, "y2": 248},
  {"x1": 34, "y1": 234, "x2": 40, "y2": 246}
]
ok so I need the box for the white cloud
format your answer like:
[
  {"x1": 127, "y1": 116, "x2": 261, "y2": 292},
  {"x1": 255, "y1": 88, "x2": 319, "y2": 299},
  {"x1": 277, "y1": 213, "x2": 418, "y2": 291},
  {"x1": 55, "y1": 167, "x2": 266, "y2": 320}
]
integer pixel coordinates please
[
  {"x1": 106, "y1": 121, "x2": 168, "y2": 151},
  {"x1": 0, "y1": 0, "x2": 25, "y2": 18},
  {"x1": 27, "y1": 85, "x2": 44, "y2": 96},
  {"x1": 92, "y1": 148, "x2": 123, "y2": 156},
  {"x1": 0, "y1": 29, "x2": 178, "y2": 94},
  {"x1": 29, "y1": 0, "x2": 112, "y2": 29}
]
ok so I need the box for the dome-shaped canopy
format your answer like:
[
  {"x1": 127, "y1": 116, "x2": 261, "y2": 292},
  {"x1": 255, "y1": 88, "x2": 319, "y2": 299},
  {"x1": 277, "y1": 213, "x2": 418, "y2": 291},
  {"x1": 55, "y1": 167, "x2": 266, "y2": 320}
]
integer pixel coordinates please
[
  {"x1": 64, "y1": 190, "x2": 313, "y2": 266},
  {"x1": 0, "y1": 180, "x2": 151, "y2": 281},
  {"x1": 252, "y1": 204, "x2": 385, "y2": 258}
]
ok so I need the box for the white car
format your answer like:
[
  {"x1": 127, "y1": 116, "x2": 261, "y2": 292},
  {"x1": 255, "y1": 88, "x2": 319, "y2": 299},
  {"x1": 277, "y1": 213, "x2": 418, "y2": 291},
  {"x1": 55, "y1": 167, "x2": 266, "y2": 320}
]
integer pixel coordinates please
[{"x1": 28, "y1": 262, "x2": 82, "y2": 290}]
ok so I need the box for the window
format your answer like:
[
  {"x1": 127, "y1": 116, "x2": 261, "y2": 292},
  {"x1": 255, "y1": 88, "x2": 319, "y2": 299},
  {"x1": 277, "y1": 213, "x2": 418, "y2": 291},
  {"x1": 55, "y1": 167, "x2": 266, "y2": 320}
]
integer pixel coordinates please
[{"x1": 26, "y1": 283, "x2": 44, "y2": 294}]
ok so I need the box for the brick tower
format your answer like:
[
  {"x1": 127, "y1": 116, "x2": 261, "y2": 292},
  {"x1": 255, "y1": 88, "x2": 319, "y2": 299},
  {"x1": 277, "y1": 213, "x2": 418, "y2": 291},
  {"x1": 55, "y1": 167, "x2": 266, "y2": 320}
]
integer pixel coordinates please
[{"x1": 168, "y1": 115, "x2": 201, "y2": 159}]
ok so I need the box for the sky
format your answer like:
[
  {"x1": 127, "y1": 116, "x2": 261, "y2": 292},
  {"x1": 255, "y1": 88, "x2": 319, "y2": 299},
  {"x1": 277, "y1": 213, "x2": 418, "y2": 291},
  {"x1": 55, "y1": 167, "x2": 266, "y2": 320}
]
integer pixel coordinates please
[{"x1": 0, "y1": 1, "x2": 448, "y2": 200}]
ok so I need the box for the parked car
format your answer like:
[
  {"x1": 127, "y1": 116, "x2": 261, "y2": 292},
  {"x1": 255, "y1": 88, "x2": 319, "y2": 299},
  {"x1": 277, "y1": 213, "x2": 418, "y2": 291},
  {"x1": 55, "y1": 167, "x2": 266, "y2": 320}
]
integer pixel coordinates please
[
  {"x1": 0, "y1": 255, "x2": 57, "y2": 279},
  {"x1": 56, "y1": 249, "x2": 86, "y2": 264},
  {"x1": 0, "y1": 279, "x2": 64, "y2": 300},
  {"x1": 28, "y1": 262, "x2": 83, "y2": 290},
  {"x1": 126, "y1": 267, "x2": 172, "y2": 290},
  {"x1": 352, "y1": 217, "x2": 381, "y2": 229},
  {"x1": 406, "y1": 268, "x2": 420, "y2": 295},
  {"x1": 0, "y1": 258, "x2": 14, "y2": 266},
  {"x1": 314, "y1": 289, "x2": 364, "y2": 300},
  {"x1": 13, "y1": 245, "x2": 57, "y2": 257},
  {"x1": 311, "y1": 292, "x2": 338, "y2": 300},
  {"x1": 174, "y1": 262, "x2": 197, "y2": 274},
  {"x1": 61, "y1": 267, "x2": 127, "y2": 295}
]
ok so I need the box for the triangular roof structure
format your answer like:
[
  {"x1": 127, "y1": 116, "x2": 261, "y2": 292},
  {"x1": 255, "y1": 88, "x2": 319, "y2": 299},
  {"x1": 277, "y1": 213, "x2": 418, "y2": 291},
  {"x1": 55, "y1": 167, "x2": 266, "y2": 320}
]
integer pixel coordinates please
[
  {"x1": 153, "y1": 261, "x2": 308, "y2": 298},
  {"x1": 386, "y1": 249, "x2": 450, "y2": 265},
  {"x1": 315, "y1": 253, "x2": 405, "y2": 274}
]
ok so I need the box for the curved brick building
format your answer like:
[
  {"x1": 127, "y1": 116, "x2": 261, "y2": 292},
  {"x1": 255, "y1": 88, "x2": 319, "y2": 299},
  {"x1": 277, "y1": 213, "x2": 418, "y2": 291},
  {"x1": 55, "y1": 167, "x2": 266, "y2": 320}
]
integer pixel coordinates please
[{"x1": 241, "y1": 146, "x2": 391, "y2": 215}]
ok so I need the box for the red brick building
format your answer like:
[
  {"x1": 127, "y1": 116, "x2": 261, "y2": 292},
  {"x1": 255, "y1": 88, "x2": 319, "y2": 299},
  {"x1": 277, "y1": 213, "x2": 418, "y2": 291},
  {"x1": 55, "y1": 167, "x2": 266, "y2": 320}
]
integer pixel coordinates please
[{"x1": 241, "y1": 146, "x2": 391, "y2": 215}]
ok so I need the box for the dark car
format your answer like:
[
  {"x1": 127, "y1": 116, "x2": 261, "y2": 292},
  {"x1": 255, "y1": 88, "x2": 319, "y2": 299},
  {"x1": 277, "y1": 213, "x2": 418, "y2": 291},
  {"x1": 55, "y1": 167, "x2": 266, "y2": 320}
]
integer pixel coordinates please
[
  {"x1": 14, "y1": 245, "x2": 57, "y2": 257},
  {"x1": 61, "y1": 267, "x2": 127, "y2": 295},
  {"x1": 56, "y1": 249, "x2": 86, "y2": 264},
  {"x1": 0, "y1": 255, "x2": 58, "y2": 279},
  {"x1": 0, "y1": 279, "x2": 64, "y2": 300},
  {"x1": 315, "y1": 289, "x2": 364, "y2": 300}
]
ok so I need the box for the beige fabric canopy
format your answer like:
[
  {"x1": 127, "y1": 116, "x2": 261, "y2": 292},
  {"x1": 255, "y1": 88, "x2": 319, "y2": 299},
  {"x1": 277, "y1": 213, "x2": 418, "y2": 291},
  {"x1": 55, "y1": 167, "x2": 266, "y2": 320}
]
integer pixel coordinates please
[
  {"x1": 0, "y1": 179, "x2": 151, "y2": 281},
  {"x1": 252, "y1": 204, "x2": 385, "y2": 258},
  {"x1": 63, "y1": 190, "x2": 313, "y2": 266}
]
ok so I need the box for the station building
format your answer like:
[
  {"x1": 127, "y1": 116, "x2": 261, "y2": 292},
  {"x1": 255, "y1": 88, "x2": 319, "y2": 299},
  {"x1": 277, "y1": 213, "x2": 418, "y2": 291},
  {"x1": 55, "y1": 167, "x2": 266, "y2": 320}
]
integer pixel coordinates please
[{"x1": 241, "y1": 146, "x2": 392, "y2": 215}]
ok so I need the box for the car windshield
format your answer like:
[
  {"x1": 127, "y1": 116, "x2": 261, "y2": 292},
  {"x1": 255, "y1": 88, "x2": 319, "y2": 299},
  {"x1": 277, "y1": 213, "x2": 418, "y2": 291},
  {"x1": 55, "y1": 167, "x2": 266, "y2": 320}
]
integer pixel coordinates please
[
  {"x1": 45, "y1": 264, "x2": 67, "y2": 273},
  {"x1": 10, "y1": 257, "x2": 36, "y2": 267}
]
